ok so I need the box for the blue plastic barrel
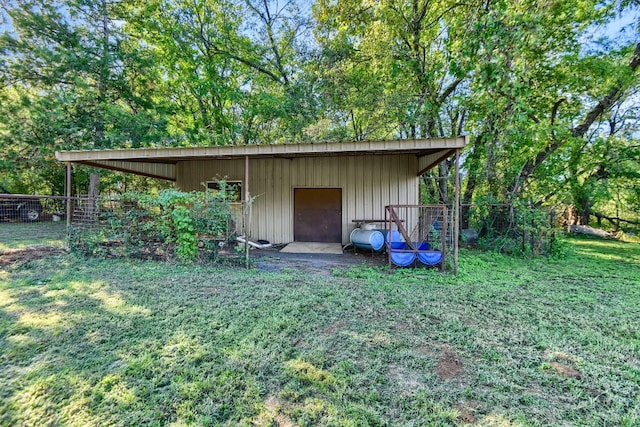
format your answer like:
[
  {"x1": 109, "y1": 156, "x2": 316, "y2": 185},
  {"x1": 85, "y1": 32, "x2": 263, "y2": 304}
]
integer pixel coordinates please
[
  {"x1": 385, "y1": 231, "x2": 413, "y2": 266},
  {"x1": 385, "y1": 230, "x2": 405, "y2": 249},
  {"x1": 415, "y1": 242, "x2": 442, "y2": 266},
  {"x1": 389, "y1": 247, "x2": 416, "y2": 267}
]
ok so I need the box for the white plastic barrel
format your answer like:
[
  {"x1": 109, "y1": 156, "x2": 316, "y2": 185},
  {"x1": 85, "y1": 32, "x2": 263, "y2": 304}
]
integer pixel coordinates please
[{"x1": 350, "y1": 228, "x2": 385, "y2": 252}]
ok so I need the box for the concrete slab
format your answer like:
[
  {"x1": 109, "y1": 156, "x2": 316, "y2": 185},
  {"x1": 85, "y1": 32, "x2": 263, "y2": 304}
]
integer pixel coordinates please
[
  {"x1": 251, "y1": 248, "x2": 387, "y2": 275},
  {"x1": 279, "y1": 242, "x2": 343, "y2": 254}
]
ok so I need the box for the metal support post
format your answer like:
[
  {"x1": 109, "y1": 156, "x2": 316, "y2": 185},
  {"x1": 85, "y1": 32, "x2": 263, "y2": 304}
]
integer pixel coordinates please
[
  {"x1": 454, "y1": 149, "x2": 460, "y2": 275},
  {"x1": 244, "y1": 155, "x2": 250, "y2": 268},
  {"x1": 66, "y1": 163, "x2": 72, "y2": 229}
]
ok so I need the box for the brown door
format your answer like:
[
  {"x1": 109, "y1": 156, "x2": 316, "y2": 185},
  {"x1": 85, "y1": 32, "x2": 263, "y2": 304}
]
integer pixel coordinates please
[{"x1": 294, "y1": 188, "x2": 342, "y2": 243}]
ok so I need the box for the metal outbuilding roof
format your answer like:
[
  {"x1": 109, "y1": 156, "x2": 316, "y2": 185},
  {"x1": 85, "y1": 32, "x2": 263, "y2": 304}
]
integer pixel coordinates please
[{"x1": 56, "y1": 136, "x2": 468, "y2": 181}]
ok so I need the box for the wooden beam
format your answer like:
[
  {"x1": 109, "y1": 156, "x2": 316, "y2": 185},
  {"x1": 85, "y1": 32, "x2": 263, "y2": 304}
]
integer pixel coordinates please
[
  {"x1": 417, "y1": 149, "x2": 456, "y2": 176},
  {"x1": 76, "y1": 160, "x2": 176, "y2": 181}
]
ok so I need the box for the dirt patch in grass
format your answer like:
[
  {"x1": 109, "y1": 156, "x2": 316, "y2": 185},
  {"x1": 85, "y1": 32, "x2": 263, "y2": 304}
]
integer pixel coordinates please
[
  {"x1": 437, "y1": 347, "x2": 464, "y2": 380},
  {"x1": 550, "y1": 362, "x2": 582, "y2": 379},
  {"x1": 0, "y1": 246, "x2": 66, "y2": 267},
  {"x1": 321, "y1": 321, "x2": 346, "y2": 335},
  {"x1": 455, "y1": 400, "x2": 481, "y2": 424}
]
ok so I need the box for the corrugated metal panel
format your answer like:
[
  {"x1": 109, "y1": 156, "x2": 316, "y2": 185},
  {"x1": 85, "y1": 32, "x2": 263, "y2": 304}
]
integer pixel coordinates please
[
  {"x1": 176, "y1": 154, "x2": 419, "y2": 244},
  {"x1": 281, "y1": 159, "x2": 292, "y2": 241},
  {"x1": 56, "y1": 137, "x2": 467, "y2": 163},
  {"x1": 418, "y1": 150, "x2": 456, "y2": 175},
  {"x1": 418, "y1": 152, "x2": 442, "y2": 174},
  {"x1": 339, "y1": 157, "x2": 350, "y2": 242},
  {"x1": 177, "y1": 159, "x2": 245, "y2": 191},
  {"x1": 90, "y1": 160, "x2": 176, "y2": 180},
  {"x1": 371, "y1": 155, "x2": 382, "y2": 220}
]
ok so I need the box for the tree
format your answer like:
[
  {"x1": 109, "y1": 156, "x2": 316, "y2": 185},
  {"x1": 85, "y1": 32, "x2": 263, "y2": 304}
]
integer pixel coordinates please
[
  {"x1": 0, "y1": 0, "x2": 167, "y2": 193},
  {"x1": 460, "y1": 0, "x2": 639, "y2": 222},
  {"x1": 125, "y1": 0, "x2": 315, "y2": 145},
  {"x1": 313, "y1": 0, "x2": 486, "y2": 203},
  {"x1": 1, "y1": 0, "x2": 638, "y2": 230},
  {"x1": 511, "y1": 42, "x2": 640, "y2": 201}
]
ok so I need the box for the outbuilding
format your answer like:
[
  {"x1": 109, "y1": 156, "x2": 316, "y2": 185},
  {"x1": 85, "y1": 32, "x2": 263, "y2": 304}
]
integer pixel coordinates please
[{"x1": 56, "y1": 137, "x2": 467, "y2": 246}]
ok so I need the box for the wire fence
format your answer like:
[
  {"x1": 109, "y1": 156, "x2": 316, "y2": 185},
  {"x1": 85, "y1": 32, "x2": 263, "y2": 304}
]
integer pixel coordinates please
[
  {"x1": 1, "y1": 192, "x2": 574, "y2": 259},
  {"x1": 0, "y1": 194, "x2": 67, "y2": 224},
  {"x1": 0, "y1": 194, "x2": 69, "y2": 250},
  {"x1": 384, "y1": 204, "x2": 454, "y2": 271},
  {"x1": 66, "y1": 194, "x2": 247, "y2": 264},
  {"x1": 461, "y1": 203, "x2": 559, "y2": 255}
]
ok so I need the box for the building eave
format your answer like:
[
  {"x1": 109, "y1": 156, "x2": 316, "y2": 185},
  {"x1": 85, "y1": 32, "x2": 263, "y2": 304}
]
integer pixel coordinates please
[{"x1": 56, "y1": 137, "x2": 468, "y2": 179}]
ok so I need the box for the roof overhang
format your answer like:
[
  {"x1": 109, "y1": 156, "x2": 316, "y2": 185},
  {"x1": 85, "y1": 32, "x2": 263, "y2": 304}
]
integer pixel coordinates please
[{"x1": 56, "y1": 136, "x2": 468, "y2": 181}]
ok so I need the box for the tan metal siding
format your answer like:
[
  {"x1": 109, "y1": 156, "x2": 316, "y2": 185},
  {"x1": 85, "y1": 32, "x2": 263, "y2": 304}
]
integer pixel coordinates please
[
  {"x1": 281, "y1": 159, "x2": 292, "y2": 241},
  {"x1": 339, "y1": 157, "x2": 350, "y2": 243},
  {"x1": 371, "y1": 155, "x2": 382, "y2": 220},
  {"x1": 176, "y1": 154, "x2": 419, "y2": 244},
  {"x1": 418, "y1": 152, "x2": 444, "y2": 174},
  {"x1": 91, "y1": 160, "x2": 176, "y2": 180},
  {"x1": 177, "y1": 159, "x2": 245, "y2": 191},
  {"x1": 390, "y1": 155, "x2": 400, "y2": 205}
]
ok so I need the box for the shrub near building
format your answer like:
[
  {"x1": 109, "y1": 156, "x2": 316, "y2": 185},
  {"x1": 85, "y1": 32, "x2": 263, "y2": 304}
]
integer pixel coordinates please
[{"x1": 70, "y1": 185, "x2": 238, "y2": 263}]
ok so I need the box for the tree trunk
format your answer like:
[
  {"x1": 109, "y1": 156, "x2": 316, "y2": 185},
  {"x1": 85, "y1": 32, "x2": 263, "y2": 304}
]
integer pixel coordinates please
[
  {"x1": 95, "y1": 0, "x2": 109, "y2": 150},
  {"x1": 579, "y1": 196, "x2": 590, "y2": 225},
  {"x1": 461, "y1": 135, "x2": 484, "y2": 228},
  {"x1": 85, "y1": 172, "x2": 100, "y2": 222},
  {"x1": 460, "y1": 181, "x2": 475, "y2": 229},
  {"x1": 438, "y1": 162, "x2": 449, "y2": 205}
]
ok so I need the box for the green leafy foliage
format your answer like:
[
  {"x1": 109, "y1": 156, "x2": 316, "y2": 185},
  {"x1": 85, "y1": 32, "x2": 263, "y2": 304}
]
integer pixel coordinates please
[
  {"x1": 69, "y1": 187, "x2": 238, "y2": 263},
  {"x1": 0, "y1": 0, "x2": 169, "y2": 194},
  {"x1": 171, "y1": 205, "x2": 198, "y2": 262}
]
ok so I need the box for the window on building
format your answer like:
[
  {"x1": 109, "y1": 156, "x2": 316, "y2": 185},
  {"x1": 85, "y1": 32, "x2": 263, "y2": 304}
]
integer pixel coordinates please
[{"x1": 206, "y1": 180, "x2": 243, "y2": 202}]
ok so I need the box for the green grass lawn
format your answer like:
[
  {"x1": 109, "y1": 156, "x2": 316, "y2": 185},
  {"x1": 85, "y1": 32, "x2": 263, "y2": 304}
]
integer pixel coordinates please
[
  {"x1": 0, "y1": 222, "x2": 67, "y2": 251},
  {"x1": 0, "y1": 236, "x2": 638, "y2": 426}
]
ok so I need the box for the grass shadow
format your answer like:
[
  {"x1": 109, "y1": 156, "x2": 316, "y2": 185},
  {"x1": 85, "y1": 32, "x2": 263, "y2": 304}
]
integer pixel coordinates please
[{"x1": 0, "y1": 222, "x2": 67, "y2": 250}]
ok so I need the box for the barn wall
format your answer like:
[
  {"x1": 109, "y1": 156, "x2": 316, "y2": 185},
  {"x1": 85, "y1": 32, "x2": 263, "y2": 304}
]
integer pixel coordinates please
[{"x1": 176, "y1": 154, "x2": 419, "y2": 244}]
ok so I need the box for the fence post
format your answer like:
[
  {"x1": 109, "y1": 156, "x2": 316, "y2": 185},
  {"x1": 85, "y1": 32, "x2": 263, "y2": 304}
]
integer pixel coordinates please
[
  {"x1": 549, "y1": 208, "x2": 556, "y2": 253},
  {"x1": 522, "y1": 208, "x2": 526, "y2": 253}
]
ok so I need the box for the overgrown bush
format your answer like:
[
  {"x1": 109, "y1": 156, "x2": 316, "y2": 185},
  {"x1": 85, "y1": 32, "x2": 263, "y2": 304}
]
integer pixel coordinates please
[
  {"x1": 464, "y1": 202, "x2": 563, "y2": 257},
  {"x1": 69, "y1": 185, "x2": 240, "y2": 263}
]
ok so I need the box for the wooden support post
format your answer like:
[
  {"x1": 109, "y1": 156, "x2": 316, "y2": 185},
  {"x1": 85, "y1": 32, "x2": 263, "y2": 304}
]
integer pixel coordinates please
[
  {"x1": 454, "y1": 149, "x2": 460, "y2": 275},
  {"x1": 386, "y1": 206, "x2": 391, "y2": 270}
]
